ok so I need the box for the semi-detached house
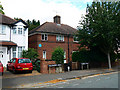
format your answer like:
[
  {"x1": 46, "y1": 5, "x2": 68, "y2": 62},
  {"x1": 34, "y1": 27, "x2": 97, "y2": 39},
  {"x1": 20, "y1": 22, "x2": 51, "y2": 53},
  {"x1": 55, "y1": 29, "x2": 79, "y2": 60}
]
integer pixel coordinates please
[
  {"x1": 29, "y1": 15, "x2": 80, "y2": 64},
  {"x1": 0, "y1": 14, "x2": 28, "y2": 66}
]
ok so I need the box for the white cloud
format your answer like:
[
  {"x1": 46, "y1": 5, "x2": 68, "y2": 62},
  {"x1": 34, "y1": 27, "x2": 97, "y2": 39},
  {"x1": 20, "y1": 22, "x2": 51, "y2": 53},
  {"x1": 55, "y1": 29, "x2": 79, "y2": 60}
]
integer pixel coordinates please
[{"x1": 1, "y1": 0, "x2": 87, "y2": 28}]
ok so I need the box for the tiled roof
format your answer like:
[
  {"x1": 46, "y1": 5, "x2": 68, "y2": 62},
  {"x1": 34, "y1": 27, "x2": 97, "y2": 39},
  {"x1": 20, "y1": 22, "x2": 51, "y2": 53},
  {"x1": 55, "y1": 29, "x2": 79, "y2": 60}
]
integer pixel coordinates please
[
  {"x1": 0, "y1": 41, "x2": 17, "y2": 46},
  {"x1": 29, "y1": 22, "x2": 78, "y2": 35},
  {"x1": 0, "y1": 13, "x2": 16, "y2": 25}
]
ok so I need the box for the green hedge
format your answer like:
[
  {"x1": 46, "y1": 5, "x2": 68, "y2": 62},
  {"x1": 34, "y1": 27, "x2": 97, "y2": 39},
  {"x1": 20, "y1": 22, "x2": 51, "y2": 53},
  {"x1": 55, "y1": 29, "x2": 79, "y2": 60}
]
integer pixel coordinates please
[{"x1": 72, "y1": 48, "x2": 111, "y2": 63}]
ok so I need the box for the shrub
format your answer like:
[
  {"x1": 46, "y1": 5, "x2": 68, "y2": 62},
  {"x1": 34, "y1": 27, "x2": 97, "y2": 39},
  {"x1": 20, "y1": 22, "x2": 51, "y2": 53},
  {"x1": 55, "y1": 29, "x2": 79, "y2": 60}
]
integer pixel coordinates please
[
  {"x1": 52, "y1": 47, "x2": 64, "y2": 64},
  {"x1": 72, "y1": 47, "x2": 108, "y2": 63},
  {"x1": 22, "y1": 48, "x2": 38, "y2": 60}
]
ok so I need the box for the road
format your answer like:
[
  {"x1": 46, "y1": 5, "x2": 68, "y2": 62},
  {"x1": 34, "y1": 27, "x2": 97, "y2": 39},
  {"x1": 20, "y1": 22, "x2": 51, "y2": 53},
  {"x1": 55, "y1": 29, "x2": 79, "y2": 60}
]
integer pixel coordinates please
[
  {"x1": 26, "y1": 72, "x2": 118, "y2": 88},
  {"x1": 1, "y1": 69, "x2": 119, "y2": 89}
]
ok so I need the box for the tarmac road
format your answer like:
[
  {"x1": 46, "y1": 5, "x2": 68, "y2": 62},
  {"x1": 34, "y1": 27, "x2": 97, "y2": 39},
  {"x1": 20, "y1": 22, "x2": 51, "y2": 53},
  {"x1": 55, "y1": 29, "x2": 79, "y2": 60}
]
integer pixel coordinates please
[
  {"x1": 43, "y1": 72, "x2": 118, "y2": 88},
  {"x1": 1, "y1": 68, "x2": 118, "y2": 89}
]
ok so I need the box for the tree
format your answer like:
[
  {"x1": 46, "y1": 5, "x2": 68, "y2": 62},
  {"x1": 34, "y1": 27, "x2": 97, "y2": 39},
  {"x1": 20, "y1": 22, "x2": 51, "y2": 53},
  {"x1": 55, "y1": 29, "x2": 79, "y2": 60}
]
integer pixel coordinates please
[
  {"x1": 22, "y1": 48, "x2": 38, "y2": 60},
  {"x1": 26, "y1": 19, "x2": 40, "y2": 31},
  {"x1": 52, "y1": 47, "x2": 64, "y2": 64},
  {"x1": 0, "y1": 1, "x2": 4, "y2": 14},
  {"x1": 78, "y1": 2, "x2": 120, "y2": 69}
]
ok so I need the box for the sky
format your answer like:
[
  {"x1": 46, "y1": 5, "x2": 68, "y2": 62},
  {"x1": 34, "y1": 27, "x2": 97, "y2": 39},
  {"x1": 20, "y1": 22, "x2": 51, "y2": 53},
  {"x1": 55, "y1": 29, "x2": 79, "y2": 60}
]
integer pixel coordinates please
[{"x1": 1, "y1": 0, "x2": 92, "y2": 28}]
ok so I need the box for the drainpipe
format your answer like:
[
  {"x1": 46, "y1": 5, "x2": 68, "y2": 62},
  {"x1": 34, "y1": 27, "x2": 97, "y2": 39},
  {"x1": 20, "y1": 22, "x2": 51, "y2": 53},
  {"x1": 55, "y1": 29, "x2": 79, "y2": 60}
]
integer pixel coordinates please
[
  {"x1": 67, "y1": 34, "x2": 70, "y2": 71},
  {"x1": 10, "y1": 25, "x2": 12, "y2": 41},
  {"x1": 67, "y1": 34, "x2": 70, "y2": 63},
  {"x1": 9, "y1": 26, "x2": 12, "y2": 60}
]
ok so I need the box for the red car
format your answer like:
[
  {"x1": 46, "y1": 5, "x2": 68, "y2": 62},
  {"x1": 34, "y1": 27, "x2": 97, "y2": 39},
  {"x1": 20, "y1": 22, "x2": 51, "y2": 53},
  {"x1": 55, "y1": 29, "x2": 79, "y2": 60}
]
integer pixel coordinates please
[
  {"x1": 0, "y1": 61, "x2": 4, "y2": 75},
  {"x1": 7, "y1": 58, "x2": 33, "y2": 73}
]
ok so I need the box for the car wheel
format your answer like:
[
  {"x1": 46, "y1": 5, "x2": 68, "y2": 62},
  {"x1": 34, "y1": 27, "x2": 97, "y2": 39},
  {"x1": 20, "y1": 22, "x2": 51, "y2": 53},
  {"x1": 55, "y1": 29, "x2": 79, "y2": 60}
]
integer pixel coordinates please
[
  {"x1": 13, "y1": 67, "x2": 16, "y2": 74},
  {"x1": 7, "y1": 65, "x2": 9, "y2": 71},
  {"x1": 29, "y1": 70, "x2": 32, "y2": 73}
]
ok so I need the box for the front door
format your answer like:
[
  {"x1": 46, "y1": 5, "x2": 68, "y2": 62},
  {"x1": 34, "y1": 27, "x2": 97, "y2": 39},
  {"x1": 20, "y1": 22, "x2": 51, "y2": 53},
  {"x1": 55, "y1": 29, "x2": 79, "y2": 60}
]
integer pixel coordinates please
[{"x1": 0, "y1": 47, "x2": 7, "y2": 67}]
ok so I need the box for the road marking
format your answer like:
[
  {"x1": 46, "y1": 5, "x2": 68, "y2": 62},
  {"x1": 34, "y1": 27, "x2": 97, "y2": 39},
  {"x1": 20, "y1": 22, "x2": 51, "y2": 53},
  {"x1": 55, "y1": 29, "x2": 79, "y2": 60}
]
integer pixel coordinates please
[
  {"x1": 73, "y1": 84, "x2": 79, "y2": 86},
  {"x1": 96, "y1": 78, "x2": 101, "y2": 81}
]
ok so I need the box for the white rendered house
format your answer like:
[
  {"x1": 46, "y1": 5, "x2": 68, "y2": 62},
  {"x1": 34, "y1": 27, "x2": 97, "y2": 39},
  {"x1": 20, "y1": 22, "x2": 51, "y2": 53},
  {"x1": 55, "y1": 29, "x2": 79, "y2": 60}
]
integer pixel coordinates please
[{"x1": 0, "y1": 14, "x2": 28, "y2": 67}]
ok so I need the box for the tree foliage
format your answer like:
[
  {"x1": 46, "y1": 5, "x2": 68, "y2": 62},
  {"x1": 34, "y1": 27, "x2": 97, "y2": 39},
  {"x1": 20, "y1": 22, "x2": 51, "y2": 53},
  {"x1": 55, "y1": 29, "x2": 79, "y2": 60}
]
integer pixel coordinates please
[
  {"x1": 72, "y1": 47, "x2": 108, "y2": 63},
  {"x1": 52, "y1": 47, "x2": 64, "y2": 64},
  {"x1": 14, "y1": 18, "x2": 40, "y2": 31},
  {"x1": 26, "y1": 19, "x2": 40, "y2": 31},
  {"x1": 22, "y1": 48, "x2": 38, "y2": 60},
  {"x1": 0, "y1": 2, "x2": 4, "y2": 14},
  {"x1": 78, "y1": 2, "x2": 120, "y2": 68}
]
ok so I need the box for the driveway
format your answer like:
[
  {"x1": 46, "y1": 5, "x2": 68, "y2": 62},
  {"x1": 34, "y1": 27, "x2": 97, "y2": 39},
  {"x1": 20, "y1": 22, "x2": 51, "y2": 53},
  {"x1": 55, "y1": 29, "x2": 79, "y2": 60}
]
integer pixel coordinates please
[{"x1": 1, "y1": 70, "x2": 41, "y2": 79}]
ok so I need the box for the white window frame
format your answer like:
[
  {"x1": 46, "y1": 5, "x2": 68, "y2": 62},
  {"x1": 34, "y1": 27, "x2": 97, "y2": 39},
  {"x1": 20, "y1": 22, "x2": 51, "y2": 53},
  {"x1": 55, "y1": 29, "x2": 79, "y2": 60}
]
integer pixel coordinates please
[
  {"x1": 43, "y1": 50, "x2": 46, "y2": 59},
  {"x1": 12, "y1": 47, "x2": 16, "y2": 58},
  {"x1": 73, "y1": 36, "x2": 79, "y2": 42},
  {"x1": 23, "y1": 28, "x2": 26, "y2": 35},
  {"x1": 18, "y1": 28, "x2": 22, "y2": 34},
  {"x1": 56, "y1": 35, "x2": 64, "y2": 41},
  {"x1": 64, "y1": 51, "x2": 66, "y2": 59},
  {"x1": 41, "y1": 34, "x2": 48, "y2": 41},
  {"x1": 13, "y1": 28, "x2": 17, "y2": 34},
  {"x1": 18, "y1": 47, "x2": 22, "y2": 58},
  {"x1": 0, "y1": 25, "x2": 6, "y2": 34}
]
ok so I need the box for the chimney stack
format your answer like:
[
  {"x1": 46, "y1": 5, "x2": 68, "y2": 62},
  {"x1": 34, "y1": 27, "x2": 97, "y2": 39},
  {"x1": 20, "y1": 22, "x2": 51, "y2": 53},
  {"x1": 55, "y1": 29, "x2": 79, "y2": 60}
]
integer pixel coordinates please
[{"x1": 53, "y1": 15, "x2": 61, "y2": 24}]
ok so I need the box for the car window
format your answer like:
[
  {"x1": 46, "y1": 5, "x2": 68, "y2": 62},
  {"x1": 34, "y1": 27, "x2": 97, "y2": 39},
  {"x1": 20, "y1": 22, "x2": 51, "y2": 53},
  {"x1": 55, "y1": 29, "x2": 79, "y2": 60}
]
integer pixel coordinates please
[
  {"x1": 12, "y1": 59, "x2": 16, "y2": 63},
  {"x1": 10, "y1": 59, "x2": 12, "y2": 62},
  {"x1": 18, "y1": 59, "x2": 31, "y2": 63}
]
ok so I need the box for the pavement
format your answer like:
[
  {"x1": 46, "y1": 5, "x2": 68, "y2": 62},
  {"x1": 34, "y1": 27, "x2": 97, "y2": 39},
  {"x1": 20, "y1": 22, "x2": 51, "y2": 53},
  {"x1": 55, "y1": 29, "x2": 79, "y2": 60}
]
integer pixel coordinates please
[{"x1": 2, "y1": 66, "x2": 119, "y2": 88}]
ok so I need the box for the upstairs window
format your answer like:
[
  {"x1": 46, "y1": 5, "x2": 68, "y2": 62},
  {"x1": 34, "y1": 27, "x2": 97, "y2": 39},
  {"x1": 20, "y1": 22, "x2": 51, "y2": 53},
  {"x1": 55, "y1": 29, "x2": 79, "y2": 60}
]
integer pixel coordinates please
[
  {"x1": 18, "y1": 28, "x2": 22, "y2": 34},
  {"x1": 41, "y1": 34, "x2": 48, "y2": 41},
  {"x1": 0, "y1": 25, "x2": 6, "y2": 34},
  {"x1": 73, "y1": 36, "x2": 79, "y2": 42},
  {"x1": 56, "y1": 35, "x2": 64, "y2": 41},
  {"x1": 13, "y1": 28, "x2": 17, "y2": 34}
]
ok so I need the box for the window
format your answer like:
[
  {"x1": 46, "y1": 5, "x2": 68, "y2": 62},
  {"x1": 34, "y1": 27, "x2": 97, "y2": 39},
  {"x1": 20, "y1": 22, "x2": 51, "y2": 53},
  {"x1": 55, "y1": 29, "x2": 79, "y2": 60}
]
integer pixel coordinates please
[
  {"x1": 41, "y1": 34, "x2": 48, "y2": 41},
  {"x1": 13, "y1": 28, "x2": 17, "y2": 34},
  {"x1": 43, "y1": 51, "x2": 46, "y2": 59},
  {"x1": 64, "y1": 51, "x2": 66, "y2": 59},
  {"x1": 18, "y1": 47, "x2": 22, "y2": 58},
  {"x1": 23, "y1": 28, "x2": 26, "y2": 35},
  {"x1": 12, "y1": 59, "x2": 16, "y2": 63},
  {"x1": 18, "y1": 28, "x2": 22, "y2": 34},
  {"x1": 0, "y1": 25, "x2": 6, "y2": 34},
  {"x1": 73, "y1": 36, "x2": 79, "y2": 42},
  {"x1": 56, "y1": 35, "x2": 64, "y2": 41},
  {"x1": 12, "y1": 47, "x2": 16, "y2": 58},
  {"x1": 18, "y1": 59, "x2": 31, "y2": 63}
]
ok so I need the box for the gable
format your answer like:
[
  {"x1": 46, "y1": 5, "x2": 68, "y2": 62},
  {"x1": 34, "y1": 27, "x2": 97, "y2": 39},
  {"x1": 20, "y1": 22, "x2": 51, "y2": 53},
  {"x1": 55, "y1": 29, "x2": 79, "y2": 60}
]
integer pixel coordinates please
[{"x1": 13, "y1": 19, "x2": 28, "y2": 27}]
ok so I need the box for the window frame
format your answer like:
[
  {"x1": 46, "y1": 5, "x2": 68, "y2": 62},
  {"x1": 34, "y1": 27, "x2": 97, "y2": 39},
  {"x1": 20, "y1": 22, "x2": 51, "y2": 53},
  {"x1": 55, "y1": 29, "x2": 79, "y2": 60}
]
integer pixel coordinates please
[
  {"x1": 12, "y1": 47, "x2": 16, "y2": 58},
  {"x1": 73, "y1": 36, "x2": 79, "y2": 42},
  {"x1": 0, "y1": 25, "x2": 6, "y2": 34},
  {"x1": 18, "y1": 28, "x2": 22, "y2": 34},
  {"x1": 56, "y1": 35, "x2": 64, "y2": 41},
  {"x1": 13, "y1": 28, "x2": 17, "y2": 34},
  {"x1": 43, "y1": 50, "x2": 46, "y2": 59},
  {"x1": 41, "y1": 34, "x2": 48, "y2": 41},
  {"x1": 18, "y1": 47, "x2": 22, "y2": 58}
]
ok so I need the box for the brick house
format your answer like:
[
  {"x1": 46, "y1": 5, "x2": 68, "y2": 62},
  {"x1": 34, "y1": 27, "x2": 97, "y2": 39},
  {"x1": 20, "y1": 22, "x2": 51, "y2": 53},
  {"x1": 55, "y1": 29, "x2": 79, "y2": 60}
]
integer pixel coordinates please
[{"x1": 28, "y1": 15, "x2": 80, "y2": 64}]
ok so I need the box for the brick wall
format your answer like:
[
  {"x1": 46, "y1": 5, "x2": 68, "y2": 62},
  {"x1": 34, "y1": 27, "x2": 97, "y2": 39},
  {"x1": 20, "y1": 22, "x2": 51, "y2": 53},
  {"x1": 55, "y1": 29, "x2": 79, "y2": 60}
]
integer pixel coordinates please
[
  {"x1": 40, "y1": 60, "x2": 56, "y2": 74},
  {"x1": 29, "y1": 34, "x2": 80, "y2": 62}
]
